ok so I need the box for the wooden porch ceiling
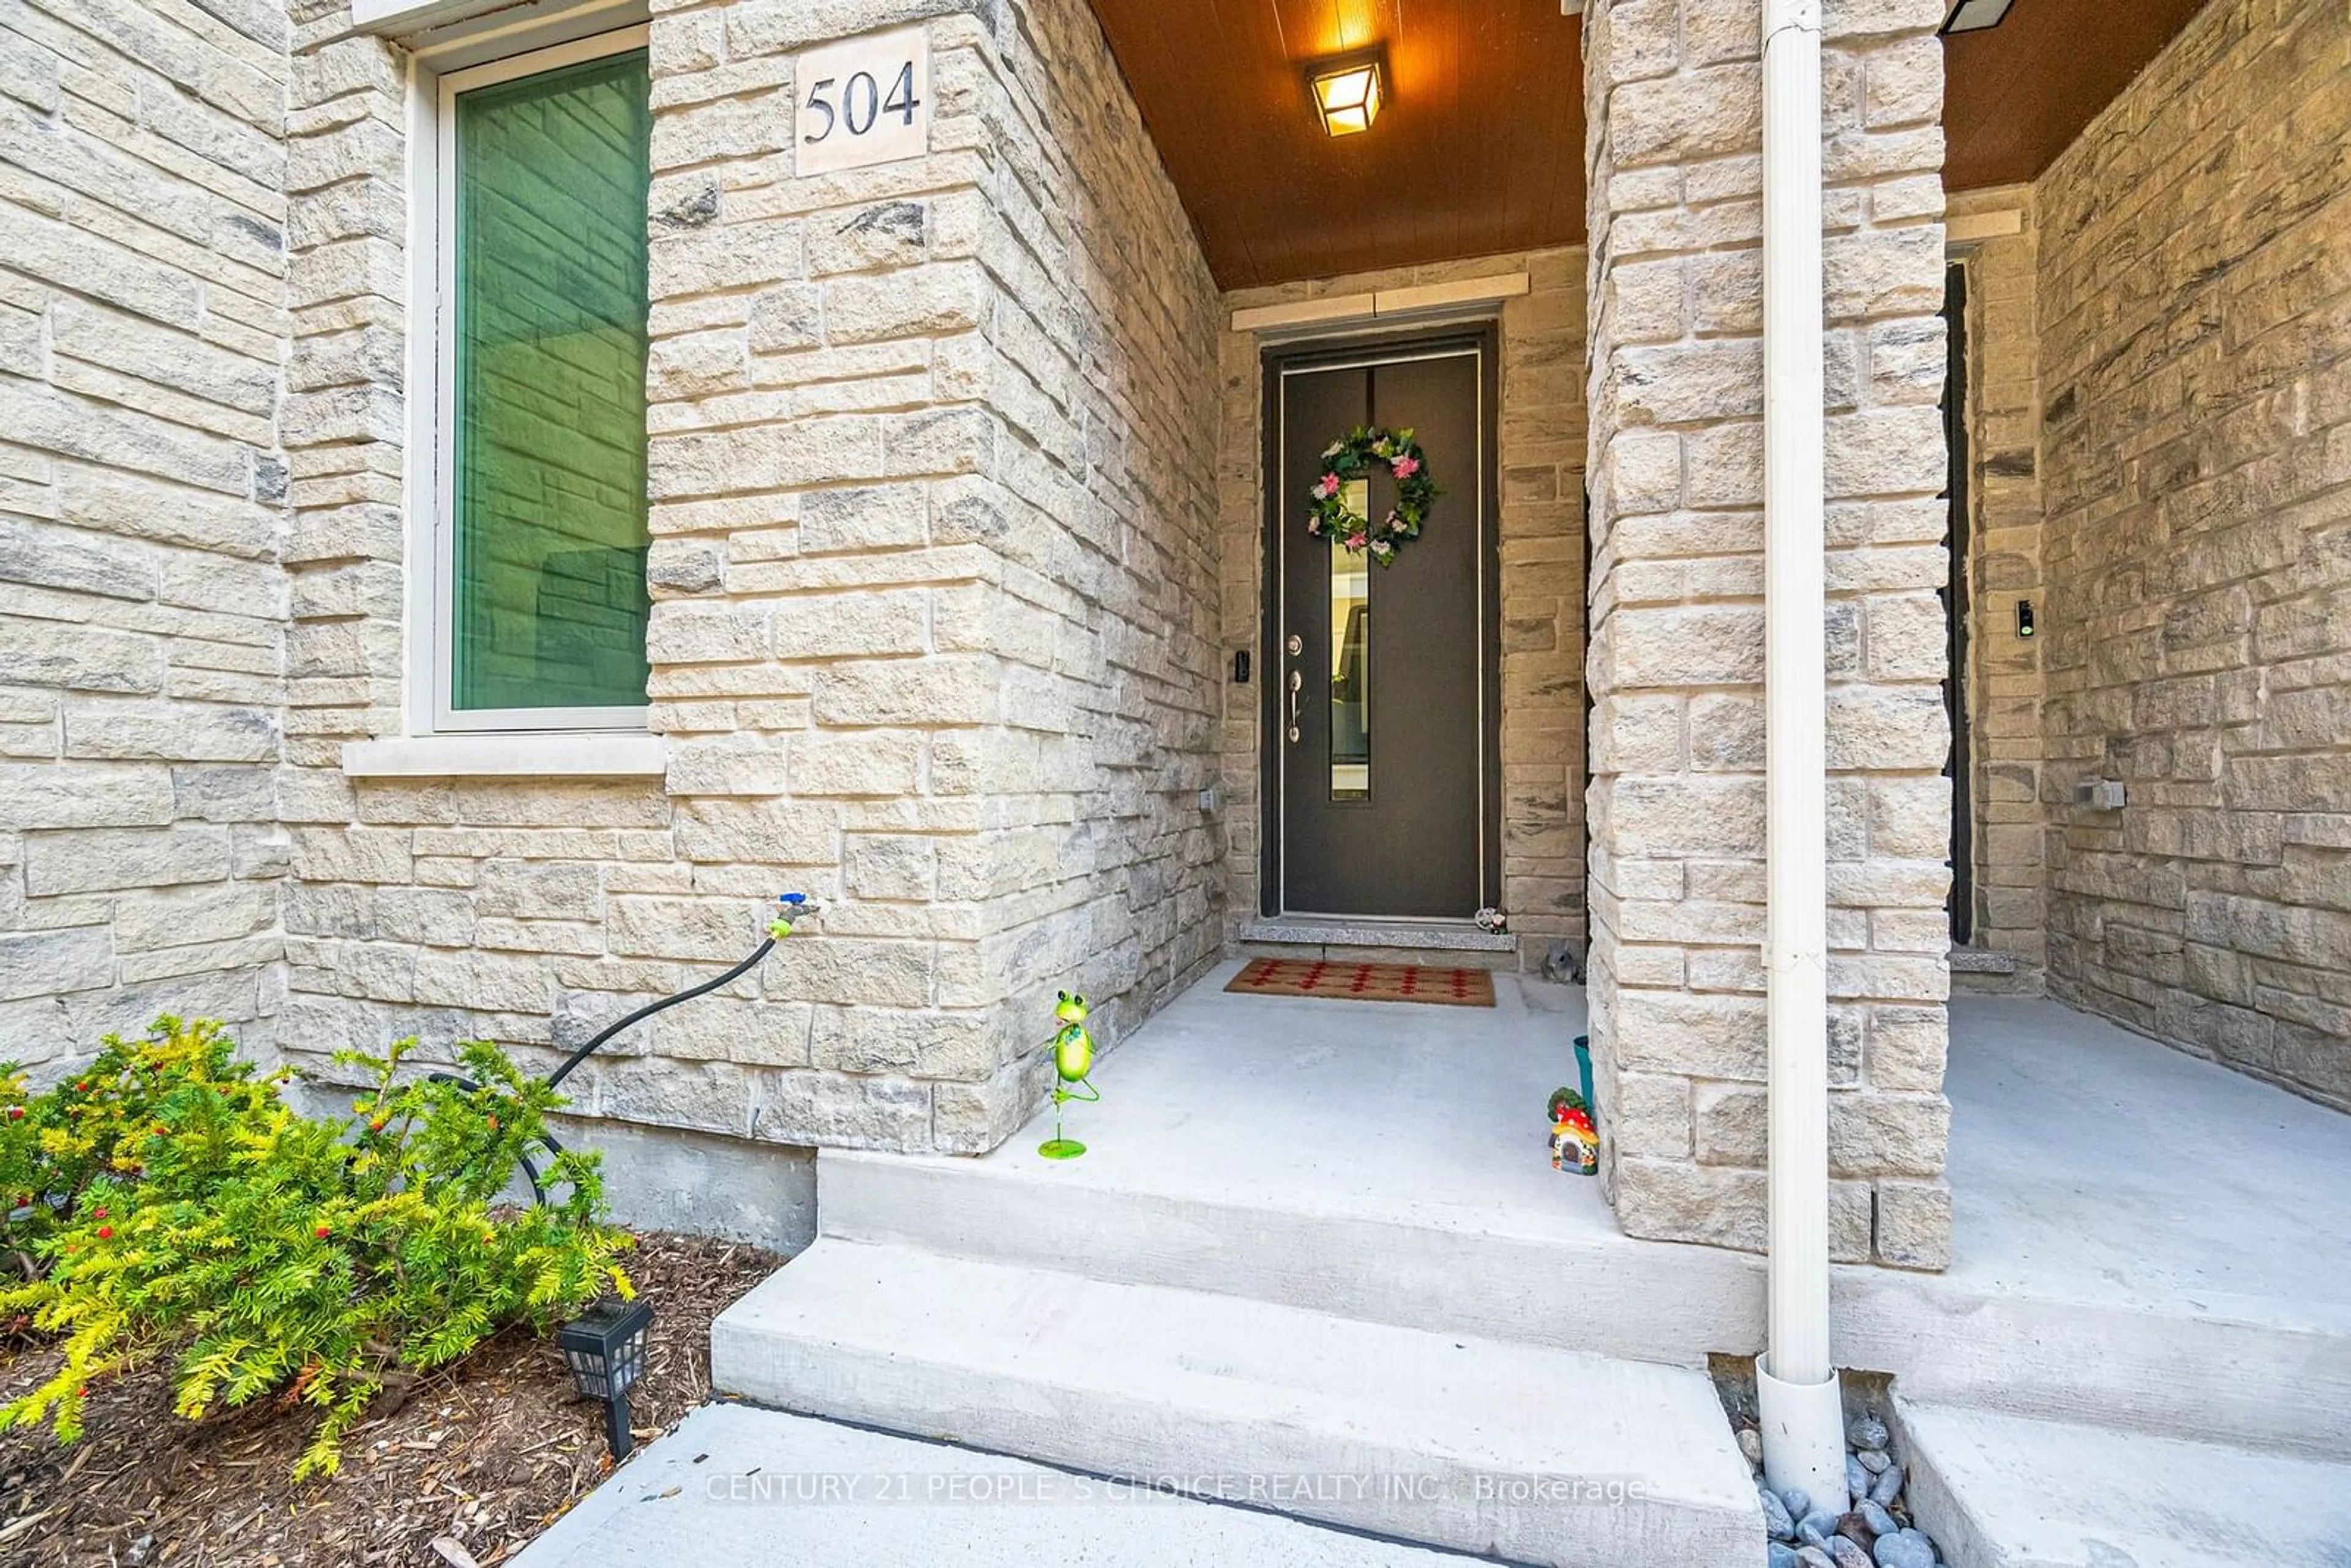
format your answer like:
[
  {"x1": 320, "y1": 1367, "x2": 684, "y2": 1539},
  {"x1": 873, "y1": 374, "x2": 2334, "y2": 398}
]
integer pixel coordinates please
[{"x1": 1084, "y1": 0, "x2": 2214, "y2": 291}]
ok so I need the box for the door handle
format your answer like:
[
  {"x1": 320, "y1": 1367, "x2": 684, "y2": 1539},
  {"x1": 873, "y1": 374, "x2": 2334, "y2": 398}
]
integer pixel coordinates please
[{"x1": 1288, "y1": 669, "x2": 1302, "y2": 744}]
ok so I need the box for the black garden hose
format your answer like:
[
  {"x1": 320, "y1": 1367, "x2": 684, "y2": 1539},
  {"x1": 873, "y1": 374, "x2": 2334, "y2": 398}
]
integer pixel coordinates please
[
  {"x1": 544, "y1": 935, "x2": 778, "y2": 1092},
  {"x1": 427, "y1": 899, "x2": 814, "y2": 1204}
]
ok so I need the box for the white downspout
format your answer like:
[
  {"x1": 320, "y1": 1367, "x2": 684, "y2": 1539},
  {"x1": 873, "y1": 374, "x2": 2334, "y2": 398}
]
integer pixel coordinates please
[{"x1": 1755, "y1": 0, "x2": 1849, "y2": 1518}]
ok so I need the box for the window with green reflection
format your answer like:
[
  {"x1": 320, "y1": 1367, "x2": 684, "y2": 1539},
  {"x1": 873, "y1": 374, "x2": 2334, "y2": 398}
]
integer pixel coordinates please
[{"x1": 451, "y1": 48, "x2": 651, "y2": 713}]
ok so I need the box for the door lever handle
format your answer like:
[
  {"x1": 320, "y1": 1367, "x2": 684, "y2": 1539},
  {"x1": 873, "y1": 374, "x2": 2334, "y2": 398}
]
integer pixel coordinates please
[{"x1": 1287, "y1": 669, "x2": 1302, "y2": 744}]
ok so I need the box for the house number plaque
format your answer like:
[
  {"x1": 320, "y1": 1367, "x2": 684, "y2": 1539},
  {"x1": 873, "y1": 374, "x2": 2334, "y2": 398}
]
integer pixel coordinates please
[{"x1": 795, "y1": 26, "x2": 931, "y2": 176}]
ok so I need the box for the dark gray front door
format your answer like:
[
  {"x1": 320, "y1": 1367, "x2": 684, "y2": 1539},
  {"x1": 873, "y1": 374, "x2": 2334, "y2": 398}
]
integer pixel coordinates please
[{"x1": 1269, "y1": 337, "x2": 1496, "y2": 918}]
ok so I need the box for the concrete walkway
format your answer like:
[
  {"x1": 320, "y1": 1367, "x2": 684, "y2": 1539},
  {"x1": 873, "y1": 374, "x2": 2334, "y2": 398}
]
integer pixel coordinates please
[{"x1": 508, "y1": 1403, "x2": 1511, "y2": 1567}]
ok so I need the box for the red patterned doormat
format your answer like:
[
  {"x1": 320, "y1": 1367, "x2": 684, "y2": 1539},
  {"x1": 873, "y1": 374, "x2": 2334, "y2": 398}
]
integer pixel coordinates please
[{"x1": 1224, "y1": 958, "x2": 1496, "y2": 1008}]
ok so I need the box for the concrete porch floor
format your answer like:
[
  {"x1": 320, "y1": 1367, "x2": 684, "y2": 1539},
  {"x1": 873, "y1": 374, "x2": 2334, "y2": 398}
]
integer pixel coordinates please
[
  {"x1": 997, "y1": 958, "x2": 1607, "y2": 1237},
  {"x1": 1943, "y1": 993, "x2": 2351, "y2": 1334},
  {"x1": 990, "y1": 959, "x2": 2351, "y2": 1337},
  {"x1": 891, "y1": 958, "x2": 2350, "y2": 1455}
]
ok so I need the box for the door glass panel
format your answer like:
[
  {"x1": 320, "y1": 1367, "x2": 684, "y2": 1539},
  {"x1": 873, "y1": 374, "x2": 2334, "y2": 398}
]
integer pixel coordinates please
[
  {"x1": 451, "y1": 50, "x2": 653, "y2": 712},
  {"x1": 1329, "y1": 492, "x2": 1370, "y2": 801}
]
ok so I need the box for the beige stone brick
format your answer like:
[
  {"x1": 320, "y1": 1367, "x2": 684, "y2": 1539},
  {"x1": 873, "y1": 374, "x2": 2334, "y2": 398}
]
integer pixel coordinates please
[
  {"x1": 1828, "y1": 1090, "x2": 1948, "y2": 1178},
  {"x1": 748, "y1": 284, "x2": 824, "y2": 352},
  {"x1": 773, "y1": 591, "x2": 929, "y2": 660},
  {"x1": 410, "y1": 949, "x2": 552, "y2": 1013},
  {"x1": 665, "y1": 735, "x2": 788, "y2": 797},
  {"x1": 825, "y1": 263, "x2": 985, "y2": 345},
  {"x1": 1605, "y1": 67, "x2": 1761, "y2": 168},
  {"x1": 1691, "y1": 1082, "x2": 1764, "y2": 1166},
  {"x1": 1607, "y1": 257, "x2": 1685, "y2": 344},
  {"x1": 0, "y1": 927, "x2": 114, "y2": 1002},
  {"x1": 1615, "y1": 1157, "x2": 1764, "y2": 1252},
  {"x1": 811, "y1": 656, "x2": 997, "y2": 727},
  {"x1": 648, "y1": 329, "x2": 749, "y2": 400},
  {"x1": 1872, "y1": 1177, "x2": 1951, "y2": 1269},
  {"x1": 844, "y1": 835, "x2": 939, "y2": 902},
  {"x1": 752, "y1": 1062, "x2": 936, "y2": 1147},
  {"x1": 932, "y1": 1053, "x2": 1052, "y2": 1154},
  {"x1": 1863, "y1": 590, "x2": 1948, "y2": 680},
  {"x1": 792, "y1": 730, "x2": 923, "y2": 797},
  {"x1": 1824, "y1": 228, "x2": 1946, "y2": 324},
  {"x1": 1616, "y1": 990, "x2": 1767, "y2": 1081},
  {"x1": 1610, "y1": 1070, "x2": 1693, "y2": 1159},
  {"x1": 799, "y1": 484, "x2": 928, "y2": 553},
  {"x1": 1615, "y1": 340, "x2": 1764, "y2": 425},
  {"x1": 593, "y1": 1059, "x2": 752, "y2": 1138},
  {"x1": 647, "y1": 602, "x2": 773, "y2": 664},
  {"x1": 1601, "y1": 429, "x2": 1685, "y2": 513},
  {"x1": 1612, "y1": 776, "x2": 1766, "y2": 857},
  {"x1": 1610, "y1": 605, "x2": 1765, "y2": 687}
]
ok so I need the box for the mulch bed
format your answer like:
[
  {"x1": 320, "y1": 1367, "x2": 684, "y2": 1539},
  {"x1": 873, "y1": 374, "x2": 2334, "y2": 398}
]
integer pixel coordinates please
[{"x1": 0, "y1": 1231, "x2": 782, "y2": 1567}]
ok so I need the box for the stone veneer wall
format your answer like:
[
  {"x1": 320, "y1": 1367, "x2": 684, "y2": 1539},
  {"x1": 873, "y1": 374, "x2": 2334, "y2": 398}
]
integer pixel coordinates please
[
  {"x1": 276, "y1": 0, "x2": 1225, "y2": 1162},
  {"x1": 1580, "y1": 0, "x2": 1955, "y2": 1267},
  {"x1": 1215, "y1": 251, "x2": 1590, "y2": 964},
  {"x1": 1948, "y1": 185, "x2": 2046, "y2": 980},
  {"x1": 0, "y1": 0, "x2": 290, "y2": 1073},
  {"x1": 2034, "y1": 0, "x2": 2351, "y2": 1111}
]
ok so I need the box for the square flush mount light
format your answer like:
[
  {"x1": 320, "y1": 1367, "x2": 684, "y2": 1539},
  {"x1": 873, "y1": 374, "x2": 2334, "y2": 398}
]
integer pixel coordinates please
[
  {"x1": 1941, "y1": 0, "x2": 2015, "y2": 32},
  {"x1": 1311, "y1": 54, "x2": 1384, "y2": 137}
]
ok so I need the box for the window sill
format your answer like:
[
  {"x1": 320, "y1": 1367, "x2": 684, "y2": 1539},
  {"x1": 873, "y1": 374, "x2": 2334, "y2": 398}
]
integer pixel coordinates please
[
  {"x1": 341, "y1": 732, "x2": 666, "y2": 779},
  {"x1": 356, "y1": 0, "x2": 640, "y2": 40}
]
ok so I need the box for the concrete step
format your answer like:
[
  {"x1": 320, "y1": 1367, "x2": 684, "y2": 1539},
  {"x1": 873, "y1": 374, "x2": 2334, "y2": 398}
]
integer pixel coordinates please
[
  {"x1": 710, "y1": 1238, "x2": 1764, "y2": 1567},
  {"x1": 1838, "y1": 1266, "x2": 2351, "y2": 1460},
  {"x1": 509, "y1": 1402, "x2": 1492, "y2": 1567},
  {"x1": 819, "y1": 1147, "x2": 1761, "y2": 1370},
  {"x1": 823, "y1": 1151, "x2": 2351, "y2": 1460},
  {"x1": 1896, "y1": 1398, "x2": 2351, "y2": 1568},
  {"x1": 1234, "y1": 918, "x2": 1523, "y2": 971}
]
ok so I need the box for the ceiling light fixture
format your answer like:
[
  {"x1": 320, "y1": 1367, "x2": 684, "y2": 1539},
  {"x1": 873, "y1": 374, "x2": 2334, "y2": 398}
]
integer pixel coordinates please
[
  {"x1": 1941, "y1": 0, "x2": 2015, "y2": 32},
  {"x1": 1309, "y1": 53, "x2": 1384, "y2": 138}
]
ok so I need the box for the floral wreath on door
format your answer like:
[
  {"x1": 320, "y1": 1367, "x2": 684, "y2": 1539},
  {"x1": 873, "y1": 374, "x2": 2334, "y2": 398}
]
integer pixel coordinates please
[{"x1": 1305, "y1": 426, "x2": 1439, "y2": 566}]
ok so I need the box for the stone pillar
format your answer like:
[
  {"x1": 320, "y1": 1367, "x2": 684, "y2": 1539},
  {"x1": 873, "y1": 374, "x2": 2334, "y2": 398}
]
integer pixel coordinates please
[
  {"x1": 643, "y1": 0, "x2": 1224, "y2": 1154},
  {"x1": 1581, "y1": 0, "x2": 1954, "y2": 1268}
]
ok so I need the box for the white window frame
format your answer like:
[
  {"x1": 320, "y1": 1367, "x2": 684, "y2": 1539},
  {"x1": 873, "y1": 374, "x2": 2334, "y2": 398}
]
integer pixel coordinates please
[{"x1": 405, "y1": 22, "x2": 653, "y2": 736}]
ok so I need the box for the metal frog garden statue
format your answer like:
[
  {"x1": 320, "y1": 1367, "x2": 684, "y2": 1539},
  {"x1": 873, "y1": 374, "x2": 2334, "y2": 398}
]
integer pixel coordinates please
[{"x1": 1037, "y1": 991, "x2": 1100, "y2": 1160}]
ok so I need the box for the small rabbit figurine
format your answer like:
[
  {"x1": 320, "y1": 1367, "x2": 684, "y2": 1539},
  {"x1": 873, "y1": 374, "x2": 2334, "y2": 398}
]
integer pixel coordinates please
[{"x1": 1038, "y1": 991, "x2": 1100, "y2": 1160}]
